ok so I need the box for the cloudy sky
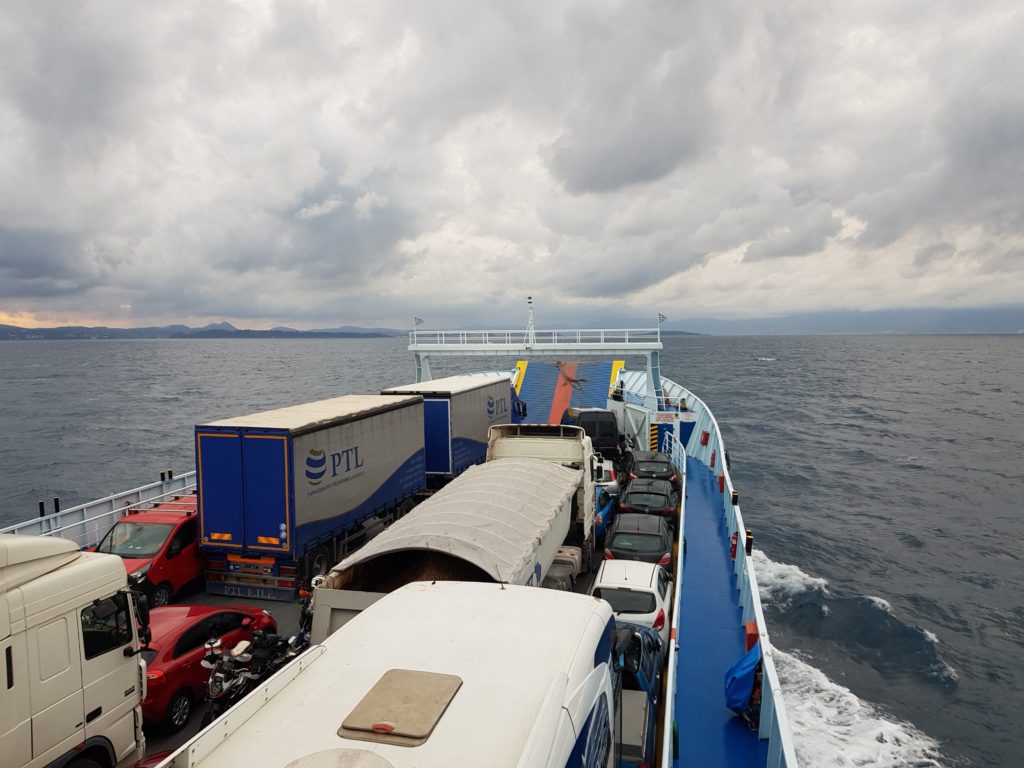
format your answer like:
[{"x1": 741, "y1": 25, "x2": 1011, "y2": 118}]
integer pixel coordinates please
[{"x1": 1, "y1": 0, "x2": 1022, "y2": 330}]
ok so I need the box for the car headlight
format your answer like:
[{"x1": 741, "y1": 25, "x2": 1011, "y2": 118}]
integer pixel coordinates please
[{"x1": 131, "y1": 563, "x2": 151, "y2": 582}]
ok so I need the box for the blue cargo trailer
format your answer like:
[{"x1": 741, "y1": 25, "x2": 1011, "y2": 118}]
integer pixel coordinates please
[
  {"x1": 195, "y1": 394, "x2": 425, "y2": 600},
  {"x1": 381, "y1": 376, "x2": 511, "y2": 485}
]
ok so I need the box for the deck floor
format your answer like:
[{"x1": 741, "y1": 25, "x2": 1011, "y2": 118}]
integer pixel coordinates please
[{"x1": 673, "y1": 457, "x2": 766, "y2": 767}]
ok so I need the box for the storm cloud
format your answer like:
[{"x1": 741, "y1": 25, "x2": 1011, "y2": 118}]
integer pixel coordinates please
[{"x1": 0, "y1": 0, "x2": 1022, "y2": 329}]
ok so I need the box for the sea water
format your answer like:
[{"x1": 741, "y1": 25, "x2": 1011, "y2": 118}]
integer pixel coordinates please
[{"x1": 1, "y1": 335, "x2": 1021, "y2": 766}]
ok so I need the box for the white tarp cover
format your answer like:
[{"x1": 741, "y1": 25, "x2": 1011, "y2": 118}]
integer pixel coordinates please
[
  {"x1": 205, "y1": 394, "x2": 421, "y2": 431},
  {"x1": 332, "y1": 458, "x2": 581, "y2": 585}
]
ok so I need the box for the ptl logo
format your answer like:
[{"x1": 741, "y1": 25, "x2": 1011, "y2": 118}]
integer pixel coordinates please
[
  {"x1": 487, "y1": 396, "x2": 509, "y2": 419},
  {"x1": 305, "y1": 446, "x2": 363, "y2": 485}
]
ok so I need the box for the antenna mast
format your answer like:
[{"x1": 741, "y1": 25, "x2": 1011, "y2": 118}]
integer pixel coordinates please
[{"x1": 525, "y1": 296, "x2": 536, "y2": 348}]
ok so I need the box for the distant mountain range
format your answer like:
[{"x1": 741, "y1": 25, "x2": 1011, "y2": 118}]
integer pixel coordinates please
[
  {"x1": 0, "y1": 322, "x2": 399, "y2": 340},
  {"x1": 663, "y1": 306, "x2": 1024, "y2": 335},
  {"x1": 2, "y1": 305, "x2": 1022, "y2": 339}
]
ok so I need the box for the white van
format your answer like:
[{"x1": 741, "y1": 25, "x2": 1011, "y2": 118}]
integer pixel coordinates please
[
  {"x1": 1, "y1": 534, "x2": 150, "y2": 768},
  {"x1": 159, "y1": 581, "x2": 617, "y2": 768}
]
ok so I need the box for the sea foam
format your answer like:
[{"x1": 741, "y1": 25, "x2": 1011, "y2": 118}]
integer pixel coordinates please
[{"x1": 774, "y1": 649, "x2": 951, "y2": 767}]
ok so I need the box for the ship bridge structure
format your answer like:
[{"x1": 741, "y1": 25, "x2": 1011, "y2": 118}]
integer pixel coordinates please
[{"x1": 408, "y1": 300, "x2": 666, "y2": 420}]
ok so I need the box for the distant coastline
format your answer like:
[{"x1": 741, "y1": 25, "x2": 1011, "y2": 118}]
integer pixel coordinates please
[{"x1": 0, "y1": 323, "x2": 398, "y2": 341}]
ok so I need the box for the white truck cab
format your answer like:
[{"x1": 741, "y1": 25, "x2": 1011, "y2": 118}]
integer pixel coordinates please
[{"x1": 1, "y1": 534, "x2": 149, "y2": 768}]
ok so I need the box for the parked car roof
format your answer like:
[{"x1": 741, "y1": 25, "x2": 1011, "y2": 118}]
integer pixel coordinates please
[
  {"x1": 621, "y1": 478, "x2": 675, "y2": 495},
  {"x1": 593, "y1": 559, "x2": 664, "y2": 589},
  {"x1": 611, "y1": 513, "x2": 669, "y2": 533}
]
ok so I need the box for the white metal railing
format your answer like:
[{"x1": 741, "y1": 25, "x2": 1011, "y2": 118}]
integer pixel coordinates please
[
  {"x1": 674, "y1": 387, "x2": 799, "y2": 768},
  {"x1": 659, "y1": 432, "x2": 687, "y2": 768},
  {"x1": 0, "y1": 471, "x2": 197, "y2": 549},
  {"x1": 160, "y1": 643, "x2": 329, "y2": 767},
  {"x1": 408, "y1": 327, "x2": 662, "y2": 348}
]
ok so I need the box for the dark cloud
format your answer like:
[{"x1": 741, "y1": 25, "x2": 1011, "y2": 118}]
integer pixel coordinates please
[
  {"x1": 1, "y1": 1, "x2": 1023, "y2": 328},
  {"x1": 744, "y1": 203, "x2": 841, "y2": 261},
  {"x1": 914, "y1": 242, "x2": 956, "y2": 267},
  {"x1": 0, "y1": 228, "x2": 103, "y2": 297}
]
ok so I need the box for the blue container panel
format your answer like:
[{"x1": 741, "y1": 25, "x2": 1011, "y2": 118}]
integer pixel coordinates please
[
  {"x1": 197, "y1": 431, "x2": 245, "y2": 550},
  {"x1": 423, "y1": 399, "x2": 452, "y2": 474},
  {"x1": 241, "y1": 433, "x2": 292, "y2": 553},
  {"x1": 450, "y1": 437, "x2": 487, "y2": 476}
]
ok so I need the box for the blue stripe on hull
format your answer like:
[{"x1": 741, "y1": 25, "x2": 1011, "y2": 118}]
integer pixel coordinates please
[{"x1": 674, "y1": 457, "x2": 766, "y2": 767}]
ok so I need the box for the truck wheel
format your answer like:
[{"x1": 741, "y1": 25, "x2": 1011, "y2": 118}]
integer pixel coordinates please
[
  {"x1": 305, "y1": 545, "x2": 333, "y2": 581},
  {"x1": 166, "y1": 689, "x2": 192, "y2": 732},
  {"x1": 151, "y1": 582, "x2": 173, "y2": 607}
]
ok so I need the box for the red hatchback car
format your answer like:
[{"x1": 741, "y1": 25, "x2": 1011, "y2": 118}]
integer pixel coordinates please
[
  {"x1": 95, "y1": 497, "x2": 206, "y2": 607},
  {"x1": 142, "y1": 604, "x2": 276, "y2": 731}
]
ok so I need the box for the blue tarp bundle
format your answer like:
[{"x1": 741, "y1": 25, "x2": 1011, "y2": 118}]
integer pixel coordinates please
[{"x1": 724, "y1": 640, "x2": 763, "y2": 714}]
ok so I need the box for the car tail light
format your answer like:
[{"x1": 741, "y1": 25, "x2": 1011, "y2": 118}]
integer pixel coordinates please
[
  {"x1": 619, "y1": 504, "x2": 633, "y2": 513},
  {"x1": 629, "y1": 472, "x2": 638, "y2": 480},
  {"x1": 276, "y1": 579, "x2": 296, "y2": 588},
  {"x1": 604, "y1": 551, "x2": 616, "y2": 559},
  {"x1": 658, "y1": 553, "x2": 671, "y2": 566},
  {"x1": 146, "y1": 669, "x2": 165, "y2": 685},
  {"x1": 207, "y1": 560, "x2": 227, "y2": 571},
  {"x1": 652, "y1": 609, "x2": 665, "y2": 631}
]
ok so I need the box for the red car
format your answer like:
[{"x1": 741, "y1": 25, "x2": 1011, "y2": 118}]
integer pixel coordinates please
[
  {"x1": 95, "y1": 497, "x2": 206, "y2": 606},
  {"x1": 141, "y1": 604, "x2": 276, "y2": 731}
]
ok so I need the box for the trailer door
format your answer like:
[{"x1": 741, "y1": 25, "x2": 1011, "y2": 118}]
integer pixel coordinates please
[
  {"x1": 197, "y1": 431, "x2": 244, "y2": 549},
  {"x1": 241, "y1": 433, "x2": 292, "y2": 553},
  {"x1": 423, "y1": 398, "x2": 452, "y2": 475}
]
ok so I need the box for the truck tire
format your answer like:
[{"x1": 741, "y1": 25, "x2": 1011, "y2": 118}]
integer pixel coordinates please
[
  {"x1": 582, "y1": 536, "x2": 594, "y2": 575},
  {"x1": 304, "y1": 544, "x2": 333, "y2": 582}
]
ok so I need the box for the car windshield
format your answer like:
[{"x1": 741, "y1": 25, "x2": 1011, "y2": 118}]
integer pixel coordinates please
[
  {"x1": 623, "y1": 492, "x2": 670, "y2": 508},
  {"x1": 594, "y1": 588, "x2": 656, "y2": 614},
  {"x1": 97, "y1": 522, "x2": 174, "y2": 558},
  {"x1": 637, "y1": 460, "x2": 671, "y2": 475},
  {"x1": 608, "y1": 532, "x2": 665, "y2": 553}
]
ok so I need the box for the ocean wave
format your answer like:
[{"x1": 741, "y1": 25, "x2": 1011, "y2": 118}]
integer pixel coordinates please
[
  {"x1": 774, "y1": 649, "x2": 955, "y2": 767},
  {"x1": 754, "y1": 551, "x2": 960, "y2": 689},
  {"x1": 751, "y1": 548, "x2": 830, "y2": 607}
]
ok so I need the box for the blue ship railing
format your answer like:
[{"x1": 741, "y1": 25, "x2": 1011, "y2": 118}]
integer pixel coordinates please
[
  {"x1": 0, "y1": 472, "x2": 197, "y2": 548},
  {"x1": 664, "y1": 384, "x2": 799, "y2": 768}
]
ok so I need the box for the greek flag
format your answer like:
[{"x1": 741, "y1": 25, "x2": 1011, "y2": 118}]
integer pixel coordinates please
[
  {"x1": 658, "y1": 313, "x2": 667, "y2": 323},
  {"x1": 414, "y1": 317, "x2": 424, "y2": 326}
]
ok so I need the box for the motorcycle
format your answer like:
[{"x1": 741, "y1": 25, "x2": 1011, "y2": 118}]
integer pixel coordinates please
[
  {"x1": 199, "y1": 637, "x2": 255, "y2": 726},
  {"x1": 199, "y1": 579, "x2": 323, "y2": 727},
  {"x1": 286, "y1": 573, "x2": 323, "y2": 658}
]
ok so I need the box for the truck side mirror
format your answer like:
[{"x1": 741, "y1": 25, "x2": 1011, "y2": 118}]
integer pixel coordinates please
[{"x1": 133, "y1": 592, "x2": 150, "y2": 628}]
